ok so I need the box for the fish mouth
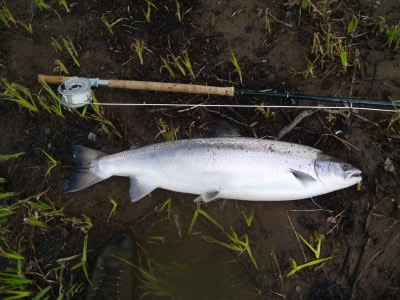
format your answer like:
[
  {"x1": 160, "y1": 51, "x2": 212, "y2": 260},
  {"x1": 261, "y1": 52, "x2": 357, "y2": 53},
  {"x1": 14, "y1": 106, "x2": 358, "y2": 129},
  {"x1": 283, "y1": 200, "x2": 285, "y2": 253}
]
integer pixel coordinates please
[{"x1": 346, "y1": 169, "x2": 362, "y2": 180}]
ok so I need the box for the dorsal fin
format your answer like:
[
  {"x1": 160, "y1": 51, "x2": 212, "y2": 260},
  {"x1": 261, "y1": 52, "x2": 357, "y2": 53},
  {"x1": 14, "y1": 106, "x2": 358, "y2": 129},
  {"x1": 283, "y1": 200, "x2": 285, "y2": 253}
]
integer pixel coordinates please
[{"x1": 212, "y1": 121, "x2": 241, "y2": 137}]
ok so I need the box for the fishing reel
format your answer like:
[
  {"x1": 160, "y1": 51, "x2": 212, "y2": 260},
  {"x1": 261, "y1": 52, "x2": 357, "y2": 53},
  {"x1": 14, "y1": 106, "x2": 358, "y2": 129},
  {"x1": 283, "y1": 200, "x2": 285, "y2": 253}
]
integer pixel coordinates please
[{"x1": 58, "y1": 77, "x2": 107, "y2": 108}]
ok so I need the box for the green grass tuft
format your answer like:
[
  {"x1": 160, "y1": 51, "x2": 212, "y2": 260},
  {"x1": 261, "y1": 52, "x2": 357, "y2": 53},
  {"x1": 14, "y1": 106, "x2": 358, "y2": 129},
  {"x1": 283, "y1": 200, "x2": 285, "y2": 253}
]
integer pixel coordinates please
[
  {"x1": 54, "y1": 59, "x2": 69, "y2": 75},
  {"x1": 347, "y1": 15, "x2": 359, "y2": 36},
  {"x1": 386, "y1": 23, "x2": 400, "y2": 50},
  {"x1": 62, "y1": 36, "x2": 80, "y2": 67},
  {"x1": 155, "y1": 118, "x2": 179, "y2": 141},
  {"x1": 0, "y1": 80, "x2": 38, "y2": 112},
  {"x1": 188, "y1": 203, "x2": 224, "y2": 234},
  {"x1": 287, "y1": 231, "x2": 335, "y2": 277},
  {"x1": 38, "y1": 82, "x2": 64, "y2": 117},
  {"x1": 101, "y1": 15, "x2": 124, "y2": 35},
  {"x1": 37, "y1": 148, "x2": 60, "y2": 176},
  {"x1": 131, "y1": 40, "x2": 145, "y2": 65},
  {"x1": 203, "y1": 227, "x2": 259, "y2": 270}
]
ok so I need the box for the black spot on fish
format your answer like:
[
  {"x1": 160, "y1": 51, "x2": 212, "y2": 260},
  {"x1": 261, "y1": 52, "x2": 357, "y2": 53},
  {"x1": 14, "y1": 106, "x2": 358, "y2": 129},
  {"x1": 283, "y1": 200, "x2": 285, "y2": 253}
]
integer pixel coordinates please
[{"x1": 268, "y1": 145, "x2": 276, "y2": 152}]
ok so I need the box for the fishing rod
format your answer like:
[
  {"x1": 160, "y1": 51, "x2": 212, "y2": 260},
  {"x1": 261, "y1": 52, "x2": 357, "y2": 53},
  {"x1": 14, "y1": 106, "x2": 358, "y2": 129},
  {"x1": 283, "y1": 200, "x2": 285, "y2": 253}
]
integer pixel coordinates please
[{"x1": 37, "y1": 74, "x2": 399, "y2": 111}]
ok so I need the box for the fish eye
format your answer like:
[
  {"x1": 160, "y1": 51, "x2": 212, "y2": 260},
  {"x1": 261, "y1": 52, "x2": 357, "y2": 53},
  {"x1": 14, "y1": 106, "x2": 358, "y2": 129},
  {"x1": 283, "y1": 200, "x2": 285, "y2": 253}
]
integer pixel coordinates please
[{"x1": 342, "y1": 164, "x2": 349, "y2": 171}]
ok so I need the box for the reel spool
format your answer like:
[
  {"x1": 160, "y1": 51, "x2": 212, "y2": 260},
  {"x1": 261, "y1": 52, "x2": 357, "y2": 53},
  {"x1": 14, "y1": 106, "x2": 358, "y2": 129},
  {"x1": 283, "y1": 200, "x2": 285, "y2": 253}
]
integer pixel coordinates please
[{"x1": 58, "y1": 78, "x2": 93, "y2": 108}]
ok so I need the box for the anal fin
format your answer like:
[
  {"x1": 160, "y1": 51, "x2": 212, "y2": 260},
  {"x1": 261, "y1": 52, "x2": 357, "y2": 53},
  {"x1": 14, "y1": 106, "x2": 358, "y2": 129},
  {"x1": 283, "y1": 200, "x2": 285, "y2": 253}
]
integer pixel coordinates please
[
  {"x1": 129, "y1": 177, "x2": 156, "y2": 202},
  {"x1": 193, "y1": 191, "x2": 220, "y2": 203}
]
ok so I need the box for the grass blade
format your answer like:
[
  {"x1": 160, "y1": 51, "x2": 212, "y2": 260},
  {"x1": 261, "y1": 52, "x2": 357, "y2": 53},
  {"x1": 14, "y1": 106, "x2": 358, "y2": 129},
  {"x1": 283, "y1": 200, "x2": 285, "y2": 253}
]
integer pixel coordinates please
[
  {"x1": 107, "y1": 198, "x2": 118, "y2": 222},
  {"x1": 158, "y1": 197, "x2": 172, "y2": 220},
  {"x1": 187, "y1": 209, "x2": 199, "y2": 235},
  {"x1": 0, "y1": 152, "x2": 25, "y2": 161},
  {"x1": 32, "y1": 286, "x2": 51, "y2": 300},
  {"x1": 287, "y1": 256, "x2": 335, "y2": 277},
  {"x1": 0, "y1": 192, "x2": 18, "y2": 199},
  {"x1": 198, "y1": 209, "x2": 224, "y2": 231},
  {"x1": 230, "y1": 48, "x2": 242, "y2": 84},
  {"x1": 160, "y1": 57, "x2": 175, "y2": 79}
]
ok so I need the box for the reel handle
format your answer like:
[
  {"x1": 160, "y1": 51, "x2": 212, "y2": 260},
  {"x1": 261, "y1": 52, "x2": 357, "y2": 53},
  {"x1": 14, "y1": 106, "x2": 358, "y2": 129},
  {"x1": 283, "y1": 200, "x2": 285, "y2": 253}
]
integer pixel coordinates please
[{"x1": 37, "y1": 74, "x2": 235, "y2": 97}]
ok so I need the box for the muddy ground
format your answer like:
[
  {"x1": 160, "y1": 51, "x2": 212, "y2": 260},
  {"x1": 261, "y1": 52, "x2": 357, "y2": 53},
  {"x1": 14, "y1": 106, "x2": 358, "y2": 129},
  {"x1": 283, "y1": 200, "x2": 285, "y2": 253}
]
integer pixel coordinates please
[{"x1": 1, "y1": 0, "x2": 400, "y2": 299}]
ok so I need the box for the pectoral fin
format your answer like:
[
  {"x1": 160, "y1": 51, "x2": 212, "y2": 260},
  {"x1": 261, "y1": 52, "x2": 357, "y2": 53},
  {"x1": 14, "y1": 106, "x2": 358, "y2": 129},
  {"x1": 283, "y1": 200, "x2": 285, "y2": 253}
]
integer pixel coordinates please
[
  {"x1": 193, "y1": 191, "x2": 220, "y2": 203},
  {"x1": 129, "y1": 177, "x2": 156, "y2": 202},
  {"x1": 290, "y1": 169, "x2": 317, "y2": 185}
]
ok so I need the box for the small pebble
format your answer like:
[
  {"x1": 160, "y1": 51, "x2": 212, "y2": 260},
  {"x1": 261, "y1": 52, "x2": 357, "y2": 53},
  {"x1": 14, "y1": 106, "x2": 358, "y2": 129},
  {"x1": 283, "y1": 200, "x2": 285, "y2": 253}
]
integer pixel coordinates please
[
  {"x1": 88, "y1": 132, "x2": 97, "y2": 142},
  {"x1": 285, "y1": 11, "x2": 294, "y2": 22},
  {"x1": 384, "y1": 158, "x2": 395, "y2": 174},
  {"x1": 371, "y1": 1, "x2": 380, "y2": 11}
]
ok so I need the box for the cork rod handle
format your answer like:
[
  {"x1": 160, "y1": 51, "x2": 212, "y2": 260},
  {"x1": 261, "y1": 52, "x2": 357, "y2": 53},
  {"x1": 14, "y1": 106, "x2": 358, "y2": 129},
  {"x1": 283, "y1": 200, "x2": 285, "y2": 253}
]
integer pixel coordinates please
[
  {"x1": 37, "y1": 74, "x2": 74, "y2": 85},
  {"x1": 37, "y1": 74, "x2": 235, "y2": 97},
  {"x1": 107, "y1": 80, "x2": 234, "y2": 97}
]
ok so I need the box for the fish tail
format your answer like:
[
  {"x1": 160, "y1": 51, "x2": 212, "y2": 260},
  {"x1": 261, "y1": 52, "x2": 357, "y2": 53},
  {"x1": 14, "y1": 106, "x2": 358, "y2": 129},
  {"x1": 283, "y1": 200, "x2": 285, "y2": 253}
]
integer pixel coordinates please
[{"x1": 62, "y1": 145, "x2": 107, "y2": 193}]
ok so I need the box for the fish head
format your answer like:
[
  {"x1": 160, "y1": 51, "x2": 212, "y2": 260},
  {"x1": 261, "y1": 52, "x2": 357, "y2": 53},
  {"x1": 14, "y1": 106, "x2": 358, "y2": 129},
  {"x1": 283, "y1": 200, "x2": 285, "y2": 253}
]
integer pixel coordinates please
[{"x1": 315, "y1": 155, "x2": 362, "y2": 188}]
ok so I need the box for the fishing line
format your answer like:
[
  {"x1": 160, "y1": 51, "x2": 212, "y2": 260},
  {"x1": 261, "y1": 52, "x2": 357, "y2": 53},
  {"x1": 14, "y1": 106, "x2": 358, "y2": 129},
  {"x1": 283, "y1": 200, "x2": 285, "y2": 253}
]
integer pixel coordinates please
[{"x1": 93, "y1": 102, "x2": 398, "y2": 113}]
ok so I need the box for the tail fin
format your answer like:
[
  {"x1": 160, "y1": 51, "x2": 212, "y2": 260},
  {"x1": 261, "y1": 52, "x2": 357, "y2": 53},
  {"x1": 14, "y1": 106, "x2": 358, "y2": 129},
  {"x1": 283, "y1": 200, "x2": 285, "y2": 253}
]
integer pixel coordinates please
[{"x1": 63, "y1": 145, "x2": 107, "y2": 193}]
